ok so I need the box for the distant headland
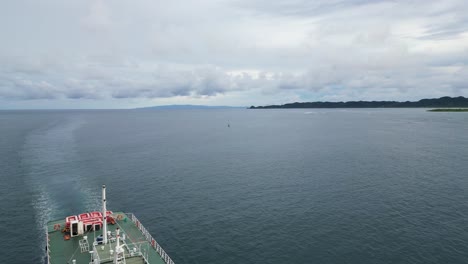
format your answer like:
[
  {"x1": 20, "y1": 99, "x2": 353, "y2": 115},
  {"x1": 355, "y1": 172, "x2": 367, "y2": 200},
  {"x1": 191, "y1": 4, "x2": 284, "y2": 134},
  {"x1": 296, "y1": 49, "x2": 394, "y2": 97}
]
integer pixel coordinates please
[
  {"x1": 249, "y1": 96, "x2": 468, "y2": 109},
  {"x1": 136, "y1": 105, "x2": 244, "y2": 110},
  {"x1": 428, "y1": 108, "x2": 468, "y2": 112}
]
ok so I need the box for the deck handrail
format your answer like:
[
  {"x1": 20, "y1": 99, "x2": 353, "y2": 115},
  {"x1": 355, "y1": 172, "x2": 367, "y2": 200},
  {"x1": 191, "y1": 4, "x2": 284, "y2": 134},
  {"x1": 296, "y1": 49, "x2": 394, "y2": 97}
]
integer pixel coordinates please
[
  {"x1": 126, "y1": 213, "x2": 175, "y2": 264},
  {"x1": 46, "y1": 231, "x2": 51, "y2": 264}
]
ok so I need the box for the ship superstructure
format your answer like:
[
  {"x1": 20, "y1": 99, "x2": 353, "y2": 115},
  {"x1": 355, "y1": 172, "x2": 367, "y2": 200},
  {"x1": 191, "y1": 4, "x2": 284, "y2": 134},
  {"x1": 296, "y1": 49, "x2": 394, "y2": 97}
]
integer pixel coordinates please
[{"x1": 45, "y1": 185, "x2": 175, "y2": 264}]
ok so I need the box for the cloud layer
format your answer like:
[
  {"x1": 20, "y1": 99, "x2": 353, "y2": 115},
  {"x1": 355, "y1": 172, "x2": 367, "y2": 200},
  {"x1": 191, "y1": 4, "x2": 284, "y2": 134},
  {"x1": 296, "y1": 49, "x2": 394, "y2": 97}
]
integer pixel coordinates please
[{"x1": 1, "y1": 0, "x2": 468, "y2": 107}]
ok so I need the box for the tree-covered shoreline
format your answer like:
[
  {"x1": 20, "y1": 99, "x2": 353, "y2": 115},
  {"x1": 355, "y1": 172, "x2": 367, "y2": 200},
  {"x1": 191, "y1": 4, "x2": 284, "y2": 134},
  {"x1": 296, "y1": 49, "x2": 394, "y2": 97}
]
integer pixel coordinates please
[{"x1": 250, "y1": 96, "x2": 468, "y2": 109}]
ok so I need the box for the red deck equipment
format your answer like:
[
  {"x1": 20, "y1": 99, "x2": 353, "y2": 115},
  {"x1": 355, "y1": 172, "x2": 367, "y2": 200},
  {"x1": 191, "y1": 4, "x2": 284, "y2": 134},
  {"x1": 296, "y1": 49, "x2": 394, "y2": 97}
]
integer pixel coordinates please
[
  {"x1": 90, "y1": 211, "x2": 102, "y2": 218},
  {"x1": 78, "y1": 213, "x2": 91, "y2": 221},
  {"x1": 83, "y1": 219, "x2": 94, "y2": 232},
  {"x1": 106, "y1": 210, "x2": 116, "y2": 224},
  {"x1": 93, "y1": 220, "x2": 103, "y2": 231},
  {"x1": 65, "y1": 215, "x2": 78, "y2": 228}
]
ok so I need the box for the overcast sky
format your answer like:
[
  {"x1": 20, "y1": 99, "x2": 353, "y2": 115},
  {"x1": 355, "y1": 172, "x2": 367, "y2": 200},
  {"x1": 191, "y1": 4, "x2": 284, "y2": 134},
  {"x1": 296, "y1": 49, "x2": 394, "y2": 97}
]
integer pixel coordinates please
[{"x1": 1, "y1": 0, "x2": 468, "y2": 109}]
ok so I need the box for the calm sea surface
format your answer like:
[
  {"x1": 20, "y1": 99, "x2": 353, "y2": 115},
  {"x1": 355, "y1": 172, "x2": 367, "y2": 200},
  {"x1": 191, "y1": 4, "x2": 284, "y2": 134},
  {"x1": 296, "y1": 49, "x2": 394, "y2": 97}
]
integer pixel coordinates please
[{"x1": 0, "y1": 109, "x2": 467, "y2": 263}]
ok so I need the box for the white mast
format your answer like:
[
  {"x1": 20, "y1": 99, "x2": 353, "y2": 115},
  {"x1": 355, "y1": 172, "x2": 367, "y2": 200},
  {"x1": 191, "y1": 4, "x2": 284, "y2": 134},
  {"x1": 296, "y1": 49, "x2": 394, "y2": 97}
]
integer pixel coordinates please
[
  {"x1": 114, "y1": 228, "x2": 125, "y2": 264},
  {"x1": 102, "y1": 184, "x2": 108, "y2": 244},
  {"x1": 116, "y1": 228, "x2": 120, "y2": 249}
]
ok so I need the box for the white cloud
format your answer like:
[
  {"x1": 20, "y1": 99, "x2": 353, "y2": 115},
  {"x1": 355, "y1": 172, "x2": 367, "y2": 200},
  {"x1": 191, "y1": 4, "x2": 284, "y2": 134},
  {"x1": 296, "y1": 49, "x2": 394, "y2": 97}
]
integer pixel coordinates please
[
  {"x1": 0, "y1": 0, "x2": 468, "y2": 108},
  {"x1": 81, "y1": 0, "x2": 112, "y2": 32}
]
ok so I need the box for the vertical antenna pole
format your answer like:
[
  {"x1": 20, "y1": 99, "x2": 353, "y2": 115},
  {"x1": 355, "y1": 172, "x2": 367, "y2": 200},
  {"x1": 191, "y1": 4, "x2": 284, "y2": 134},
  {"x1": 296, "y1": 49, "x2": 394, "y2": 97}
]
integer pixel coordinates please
[
  {"x1": 114, "y1": 228, "x2": 122, "y2": 264},
  {"x1": 102, "y1": 184, "x2": 108, "y2": 244},
  {"x1": 116, "y1": 228, "x2": 120, "y2": 249}
]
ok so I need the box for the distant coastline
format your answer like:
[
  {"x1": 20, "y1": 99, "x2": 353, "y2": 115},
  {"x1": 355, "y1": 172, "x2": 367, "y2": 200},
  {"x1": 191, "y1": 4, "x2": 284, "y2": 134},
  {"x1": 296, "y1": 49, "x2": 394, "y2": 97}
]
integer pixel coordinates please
[
  {"x1": 136, "y1": 105, "x2": 244, "y2": 110},
  {"x1": 428, "y1": 108, "x2": 468, "y2": 112},
  {"x1": 249, "y1": 96, "x2": 468, "y2": 109}
]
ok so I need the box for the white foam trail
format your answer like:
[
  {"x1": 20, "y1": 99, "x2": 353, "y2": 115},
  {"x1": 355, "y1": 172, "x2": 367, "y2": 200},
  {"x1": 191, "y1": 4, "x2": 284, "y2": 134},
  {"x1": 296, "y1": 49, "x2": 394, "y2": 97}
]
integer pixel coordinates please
[{"x1": 21, "y1": 116, "x2": 99, "y2": 256}]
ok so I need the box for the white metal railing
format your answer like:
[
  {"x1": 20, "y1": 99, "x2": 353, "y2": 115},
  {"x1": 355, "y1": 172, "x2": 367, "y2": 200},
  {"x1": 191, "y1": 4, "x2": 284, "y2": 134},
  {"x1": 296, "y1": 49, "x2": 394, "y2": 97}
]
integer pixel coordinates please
[
  {"x1": 92, "y1": 243, "x2": 101, "y2": 264},
  {"x1": 127, "y1": 213, "x2": 175, "y2": 264},
  {"x1": 46, "y1": 231, "x2": 51, "y2": 264}
]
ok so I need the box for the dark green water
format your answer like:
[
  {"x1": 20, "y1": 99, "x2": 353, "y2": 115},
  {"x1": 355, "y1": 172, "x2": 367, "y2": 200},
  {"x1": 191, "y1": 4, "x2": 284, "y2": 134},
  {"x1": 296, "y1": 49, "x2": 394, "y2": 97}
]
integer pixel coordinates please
[{"x1": 1, "y1": 109, "x2": 467, "y2": 263}]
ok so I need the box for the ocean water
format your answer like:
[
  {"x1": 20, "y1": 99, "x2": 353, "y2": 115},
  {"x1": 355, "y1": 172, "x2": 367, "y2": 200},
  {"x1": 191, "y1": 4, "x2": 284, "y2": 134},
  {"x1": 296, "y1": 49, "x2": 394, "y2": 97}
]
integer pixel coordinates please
[{"x1": 0, "y1": 109, "x2": 467, "y2": 263}]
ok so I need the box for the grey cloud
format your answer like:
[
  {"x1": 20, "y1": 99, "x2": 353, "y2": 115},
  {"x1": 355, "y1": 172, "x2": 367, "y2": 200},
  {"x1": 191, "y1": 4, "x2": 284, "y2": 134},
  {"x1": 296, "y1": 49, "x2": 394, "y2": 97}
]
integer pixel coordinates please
[
  {"x1": 1, "y1": 0, "x2": 468, "y2": 107},
  {"x1": 0, "y1": 78, "x2": 59, "y2": 100},
  {"x1": 1, "y1": 57, "x2": 468, "y2": 102},
  {"x1": 109, "y1": 67, "x2": 250, "y2": 99},
  {"x1": 0, "y1": 63, "x2": 259, "y2": 100}
]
